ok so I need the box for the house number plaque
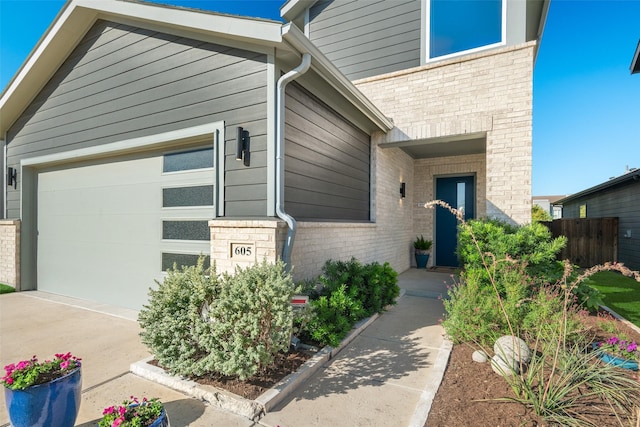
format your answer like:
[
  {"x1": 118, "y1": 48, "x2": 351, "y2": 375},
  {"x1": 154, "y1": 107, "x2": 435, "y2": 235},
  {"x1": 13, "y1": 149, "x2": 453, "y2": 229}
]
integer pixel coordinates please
[{"x1": 230, "y1": 242, "x2": 255, "y2": 261}]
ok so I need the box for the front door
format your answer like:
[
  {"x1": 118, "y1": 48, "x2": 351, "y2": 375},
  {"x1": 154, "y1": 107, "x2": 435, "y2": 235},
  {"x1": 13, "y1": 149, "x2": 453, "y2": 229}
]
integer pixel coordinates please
[{"x1": 435, "y1": 176, "x2": 475, "y2": 267}]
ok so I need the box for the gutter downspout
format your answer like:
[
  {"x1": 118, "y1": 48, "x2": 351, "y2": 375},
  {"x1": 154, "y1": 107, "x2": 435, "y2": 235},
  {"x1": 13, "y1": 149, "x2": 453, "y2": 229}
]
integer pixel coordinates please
[{"x1": 276, "y1": 52, "x2": 311, "y2": 270}]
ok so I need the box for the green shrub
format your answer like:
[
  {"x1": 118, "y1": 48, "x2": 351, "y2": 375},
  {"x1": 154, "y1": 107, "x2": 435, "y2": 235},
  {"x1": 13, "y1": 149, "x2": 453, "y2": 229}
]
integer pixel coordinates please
[
  {"x1": 308, "y1": 285, "x2": 364, "y2": 347},
  {"x1": 319, "y1": 258, "x2": 399, "y2": 317},
  {"x1": 138, "y1": 257, "x2": 220, "y2": 376},
  {"x1": 443, "y1": 219, "x2": 572, "y2": 345},
  {"x1": 138, "y1": 259, "x2": 298, "y2": 380},
  {"x1": 195, "y1": 260, "x2": 298, "y2": 379},
  {"x1": 301, "y1": 258, "x2": 399, "y2": 347}
]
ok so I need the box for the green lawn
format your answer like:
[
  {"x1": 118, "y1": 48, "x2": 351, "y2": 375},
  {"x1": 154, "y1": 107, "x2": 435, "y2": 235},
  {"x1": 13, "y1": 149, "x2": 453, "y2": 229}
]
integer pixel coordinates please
[
  {"x1": 0, "y1": 283, "x2": 15, "y2": 294},
  {"x1": 588, "y1": 271, "x2": 640, "y2": 327}
]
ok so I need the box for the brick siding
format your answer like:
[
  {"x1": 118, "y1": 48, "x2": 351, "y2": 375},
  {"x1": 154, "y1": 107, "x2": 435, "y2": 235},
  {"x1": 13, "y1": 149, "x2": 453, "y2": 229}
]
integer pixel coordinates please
[{"x1": 0, "y1": 220, "x2": 20, "y2": 288}]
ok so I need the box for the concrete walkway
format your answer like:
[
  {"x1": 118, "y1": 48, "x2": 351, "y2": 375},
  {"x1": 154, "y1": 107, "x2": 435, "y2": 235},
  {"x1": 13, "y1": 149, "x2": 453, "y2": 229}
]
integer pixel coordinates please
[{"x1": 0, "y1": 269, "x2": 453, "y2": 427}]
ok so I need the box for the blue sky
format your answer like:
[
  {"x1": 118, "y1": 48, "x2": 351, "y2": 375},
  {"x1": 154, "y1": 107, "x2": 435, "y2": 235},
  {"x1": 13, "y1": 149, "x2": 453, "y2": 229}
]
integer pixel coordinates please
[{"x1": 1, "y1": 0, "x2": 639, "y2": 197}]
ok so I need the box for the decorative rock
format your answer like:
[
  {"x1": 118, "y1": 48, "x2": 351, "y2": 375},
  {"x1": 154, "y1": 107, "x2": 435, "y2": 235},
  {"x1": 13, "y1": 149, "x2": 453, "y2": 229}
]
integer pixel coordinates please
[
  {"x1": 490, "y1": 354, "x2": 520, "y2": 376},
  {"x1": 494, "y1": 335, "x2": 531, "y2": 364},
  {"x1": 472, "y1": 350, "x2": 489, "y2": 363}
]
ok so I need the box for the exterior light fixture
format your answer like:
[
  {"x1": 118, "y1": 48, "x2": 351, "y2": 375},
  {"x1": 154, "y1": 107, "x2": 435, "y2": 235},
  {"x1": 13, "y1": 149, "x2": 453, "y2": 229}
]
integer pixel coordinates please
[
  {"x1": 236, "y1": 127, "x2": 250, "y2": 167},
  {"x1": 400, "y1": 182, "x2": 406, "y2": 198},
  {"x1": 7, "y1": 167, "x2": 17, "y2": 189}
]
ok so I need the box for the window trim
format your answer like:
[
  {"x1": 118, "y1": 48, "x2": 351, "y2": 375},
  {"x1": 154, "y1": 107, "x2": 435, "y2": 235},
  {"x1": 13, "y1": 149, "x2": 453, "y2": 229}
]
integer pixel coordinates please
[{"x1": 423, "y1": 0, "x2": 507, "y2": 63}]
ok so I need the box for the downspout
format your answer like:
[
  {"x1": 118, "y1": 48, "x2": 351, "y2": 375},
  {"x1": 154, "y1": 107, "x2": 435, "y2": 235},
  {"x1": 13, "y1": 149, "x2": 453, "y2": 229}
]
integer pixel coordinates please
[{"x1": 276, "y1": 52, "x2": 311, "y2": 270}]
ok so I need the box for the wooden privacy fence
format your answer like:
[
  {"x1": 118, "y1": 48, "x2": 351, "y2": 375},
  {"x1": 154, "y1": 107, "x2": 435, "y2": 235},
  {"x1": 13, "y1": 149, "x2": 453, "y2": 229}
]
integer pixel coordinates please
[{"x1": 544, "y1": 218, "x2": 618, "y2": 268}]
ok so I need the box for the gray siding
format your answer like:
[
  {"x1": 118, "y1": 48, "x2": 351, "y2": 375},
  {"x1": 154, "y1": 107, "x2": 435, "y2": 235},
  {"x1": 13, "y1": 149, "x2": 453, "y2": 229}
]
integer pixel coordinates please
[
  {"x1": 6, "y1": 20, "x2": 268, "y2": 218},
  {"x1": 562, "y1": 181, "x2": 640, "y2": 270},
  {"x1": 308, "y1": 0, "x2": 421, "y2": 80},
  {"x1": 285, "y1": 83, "x2": 370, "y2": 221}
]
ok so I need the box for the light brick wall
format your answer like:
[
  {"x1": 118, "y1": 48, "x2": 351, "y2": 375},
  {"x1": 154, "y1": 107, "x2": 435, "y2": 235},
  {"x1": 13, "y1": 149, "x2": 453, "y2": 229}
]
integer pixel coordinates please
[
  {"x1": 0, "y1": 220, "x2": 20, "y2": 288},
  {"x1": 356, "y1": 42, "x2": 535, "y2": 225},
  {"x1": 208, "y1": 145, "x2": 415, "y2": 282},
  {"x1": 209, "y1": 219, "x2": 288, "y2": 276}
]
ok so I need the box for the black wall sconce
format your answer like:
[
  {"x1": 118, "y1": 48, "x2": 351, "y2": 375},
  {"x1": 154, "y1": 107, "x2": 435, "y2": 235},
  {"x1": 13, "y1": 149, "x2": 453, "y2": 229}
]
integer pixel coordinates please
[
  {"x1": 7, "y1": 167, "x2": 17, "y2": 189},
  {"x1": 236, "y1": 127, "x2": 250, "y2": 167},
  {"x1": 400, "y1": 182, "x2": 406, "y2": 198}
]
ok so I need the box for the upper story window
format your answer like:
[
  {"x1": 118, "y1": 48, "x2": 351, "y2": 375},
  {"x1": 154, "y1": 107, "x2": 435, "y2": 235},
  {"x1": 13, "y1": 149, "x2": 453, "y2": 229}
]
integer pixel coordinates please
[{"x1": 428, "y1": 0, "x2": 504, "y2": 60}]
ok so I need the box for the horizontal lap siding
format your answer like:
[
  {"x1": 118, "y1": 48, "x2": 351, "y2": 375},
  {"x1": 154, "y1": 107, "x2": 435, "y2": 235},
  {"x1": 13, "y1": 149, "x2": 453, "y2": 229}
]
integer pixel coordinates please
[
  {"x1": 6, "y1": 20, "x2": 268, "y2": 218},
  {"x1": 284, "y1": 83, "x2": 370, "y2": 221},
  {"x1": 309, "y1": 0, "x2": 421, "y2": 80}
]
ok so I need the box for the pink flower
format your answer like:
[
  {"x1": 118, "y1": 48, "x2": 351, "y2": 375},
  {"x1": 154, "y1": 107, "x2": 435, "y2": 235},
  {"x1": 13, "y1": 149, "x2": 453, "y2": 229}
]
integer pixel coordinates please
[{"x1": 102, "y1": 406, "x2": 115, "y2": 416}]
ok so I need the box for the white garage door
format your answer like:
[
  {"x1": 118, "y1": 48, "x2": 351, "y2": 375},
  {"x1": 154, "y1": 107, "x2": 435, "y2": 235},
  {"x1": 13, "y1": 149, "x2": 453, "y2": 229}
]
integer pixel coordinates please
[{"x1": 37, "y1": 147, "x2": 215, "y2": 310}]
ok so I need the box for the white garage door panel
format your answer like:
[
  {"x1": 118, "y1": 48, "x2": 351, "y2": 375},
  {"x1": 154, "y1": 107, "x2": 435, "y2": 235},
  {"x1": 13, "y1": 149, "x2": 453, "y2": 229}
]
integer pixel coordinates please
[{"x1": 37, "y1": 153, "x2": 212, "y2": 310}]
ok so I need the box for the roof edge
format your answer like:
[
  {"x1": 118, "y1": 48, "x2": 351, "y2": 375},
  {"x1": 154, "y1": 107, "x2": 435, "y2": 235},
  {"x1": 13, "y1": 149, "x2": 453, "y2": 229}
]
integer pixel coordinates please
[
  {"x1": 281, "y1": 23, "x2": 393, "y2": 132},
  {"x1": 0, "y1": 0, "x2": 283, "y2": 136},
  {"x1": 631, "y1": 39, "x2": 640, "y2": 74},
  {"x1": 280, "y1": 0, "x2": 317, "y2": 21},
  {"x1": 556, "y1": 169, "x2": 640, "y2": 205}
]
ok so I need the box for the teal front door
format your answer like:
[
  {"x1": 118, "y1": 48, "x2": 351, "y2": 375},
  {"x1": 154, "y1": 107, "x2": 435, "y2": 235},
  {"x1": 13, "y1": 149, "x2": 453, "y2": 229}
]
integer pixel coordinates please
[{"x1": 435, "y1": 176, "x2": 475, "y2": 267}]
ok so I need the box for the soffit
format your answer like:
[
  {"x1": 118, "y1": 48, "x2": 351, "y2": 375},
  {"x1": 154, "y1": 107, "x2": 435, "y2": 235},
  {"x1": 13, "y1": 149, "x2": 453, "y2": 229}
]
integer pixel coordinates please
[{"x1": 380, "y1": 133, "x2": 486, "y2": 159}]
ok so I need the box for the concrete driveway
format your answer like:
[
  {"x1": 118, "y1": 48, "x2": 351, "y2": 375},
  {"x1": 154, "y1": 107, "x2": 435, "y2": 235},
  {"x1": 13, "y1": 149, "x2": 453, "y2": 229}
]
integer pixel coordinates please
[{"x1": 0, "y1": 291, "x2": 253, "y2": 427}]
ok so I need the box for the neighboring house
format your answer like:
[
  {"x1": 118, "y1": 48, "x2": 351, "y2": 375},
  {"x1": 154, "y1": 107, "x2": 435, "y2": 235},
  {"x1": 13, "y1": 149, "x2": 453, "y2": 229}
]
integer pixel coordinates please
[
  {"x1": 631, "y1": 39, "x2": 640, "y2": 74},
  {"x1": 0, "y1": 0, "x2": 548, "y2": 310},
  {"x1": 556, "y1": 168, "x2": 640, "y2": 270},
  {"x1": 533, "y1": 195, "x2": 566, "y2": 219}
]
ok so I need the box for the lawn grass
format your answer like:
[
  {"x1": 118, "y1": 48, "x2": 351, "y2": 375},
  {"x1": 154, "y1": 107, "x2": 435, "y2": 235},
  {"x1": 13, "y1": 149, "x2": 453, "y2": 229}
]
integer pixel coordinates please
[
  {"x1": 588, "y1": 271, "x2": 640, "y2": 327},
  {"x1": 0, "y1": 283, "x2": 16, "y2": 294}
]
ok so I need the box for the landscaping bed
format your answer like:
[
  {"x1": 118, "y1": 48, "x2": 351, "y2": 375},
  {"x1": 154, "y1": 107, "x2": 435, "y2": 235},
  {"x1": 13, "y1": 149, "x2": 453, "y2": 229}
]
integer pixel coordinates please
[{"x1": 426, "y1": 309, "x2": 640, "y2": 426}]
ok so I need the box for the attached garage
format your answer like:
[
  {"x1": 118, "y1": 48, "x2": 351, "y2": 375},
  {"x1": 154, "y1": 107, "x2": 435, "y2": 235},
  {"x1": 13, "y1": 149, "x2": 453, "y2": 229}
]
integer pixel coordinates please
[{"x1": 21, "y1": 126, "x2": 223, "y2": 310}]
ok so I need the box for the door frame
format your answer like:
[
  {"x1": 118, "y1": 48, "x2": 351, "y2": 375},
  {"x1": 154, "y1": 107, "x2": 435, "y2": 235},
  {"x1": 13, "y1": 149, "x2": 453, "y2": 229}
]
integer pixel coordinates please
[{"x1": 433, "y1": 173, "x2": 476, "y2": 267}]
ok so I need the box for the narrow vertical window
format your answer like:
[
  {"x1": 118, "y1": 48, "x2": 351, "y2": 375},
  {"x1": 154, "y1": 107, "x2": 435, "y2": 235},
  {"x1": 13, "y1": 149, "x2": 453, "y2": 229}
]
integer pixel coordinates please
[{"x1": 457, "y1": 181, "x2": 466, "y2": 216}]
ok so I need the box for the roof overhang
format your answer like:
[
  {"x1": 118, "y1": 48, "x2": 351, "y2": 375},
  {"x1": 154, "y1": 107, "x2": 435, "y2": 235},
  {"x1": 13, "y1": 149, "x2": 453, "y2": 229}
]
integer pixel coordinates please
[
  {"x1": 379, "y1": 132, "x2": 486, "y2": 159},
  {"x1": 556, "y1": 169, "x2": 640, "y2": 205},
  {"x1": 1, "y1": 0, "x2": 391, "y2": 136},
  {"x1": 280, "y1": 0, "x2": 317, "y2": 22},
  {"x1": 631, "y1": 39, "x2": 640, "y2": 74}
]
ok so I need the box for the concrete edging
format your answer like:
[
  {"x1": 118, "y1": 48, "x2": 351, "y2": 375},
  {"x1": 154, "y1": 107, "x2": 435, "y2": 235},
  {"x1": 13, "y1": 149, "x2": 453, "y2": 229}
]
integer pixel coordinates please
[{"x1": 130, "y1": 311, "x2": 381, "y2": 420}]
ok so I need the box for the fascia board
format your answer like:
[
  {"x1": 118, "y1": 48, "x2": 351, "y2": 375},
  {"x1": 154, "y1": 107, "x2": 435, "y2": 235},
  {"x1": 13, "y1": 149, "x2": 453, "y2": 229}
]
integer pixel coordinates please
[
  {"x1": 0, "y1": 0, "x2": 283, "y2": 136},
  {"x1": 281, "y1": 0, "x2": 317, "y2": 21},
  {"x1": 281, "y1": 23, "x2": 393, "y2": 132}
]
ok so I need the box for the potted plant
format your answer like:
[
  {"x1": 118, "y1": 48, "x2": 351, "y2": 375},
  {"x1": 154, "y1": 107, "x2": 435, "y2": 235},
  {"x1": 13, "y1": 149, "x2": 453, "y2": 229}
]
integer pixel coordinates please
[
  {"x1": 99, "y1": 396, "x2": 169, "y2": 427},
  {"x1": 594, "y1": 336, "x2": 639, "y2": 370},
  {"x1": 414, "y1": 235, "x2": 432, "y2": 269},
  {"x1": 2, "y1": 352, "x2": 82, "y2": 427}
]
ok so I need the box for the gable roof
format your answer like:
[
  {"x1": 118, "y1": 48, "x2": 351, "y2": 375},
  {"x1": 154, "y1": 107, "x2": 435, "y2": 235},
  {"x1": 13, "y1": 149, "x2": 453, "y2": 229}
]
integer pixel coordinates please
[
  {"x1": 556, "y1": 168, "x2": 640, "y2": 205},
  {"x1": 0, "y1": 0, "x2": 391, "y2": 136},
  {"x1": 632, "y1": 39, "x2": 640, "y2": 74}
]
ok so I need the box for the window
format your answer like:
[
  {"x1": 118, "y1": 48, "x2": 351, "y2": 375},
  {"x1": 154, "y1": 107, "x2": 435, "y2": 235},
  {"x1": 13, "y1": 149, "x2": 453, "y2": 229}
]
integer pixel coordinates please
[
  {"x1": 429, "y1": 0, "x2": 503, "y2": 59},
  {"x1": 162, "y1": 185, "x2": 214, "y2": 207},
  {"x1": 162, "y1": 220, "x2": 210, "y2": 241},
  {"x1": 163, "y1": 147, "x2": 214, "y2": 173},
  {"x1": 162, "y1": 253, "x2": 211, "y2": 271}
]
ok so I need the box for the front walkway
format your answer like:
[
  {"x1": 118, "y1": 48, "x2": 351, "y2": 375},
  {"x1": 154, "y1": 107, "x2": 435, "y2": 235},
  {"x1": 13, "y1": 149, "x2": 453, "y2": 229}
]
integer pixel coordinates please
[{"x1": 0, "y1": 268, "x2": 454, "y2": 427}]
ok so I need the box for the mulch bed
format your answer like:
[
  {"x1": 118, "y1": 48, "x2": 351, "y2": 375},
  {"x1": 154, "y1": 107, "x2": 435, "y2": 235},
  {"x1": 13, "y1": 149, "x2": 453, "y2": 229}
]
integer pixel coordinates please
[
  {"x1": 425, "y1": 311, "x2": 640, "y2": 427},
  {"x1": 150, "y1": 350, "x2": 313, "y2": 401}
]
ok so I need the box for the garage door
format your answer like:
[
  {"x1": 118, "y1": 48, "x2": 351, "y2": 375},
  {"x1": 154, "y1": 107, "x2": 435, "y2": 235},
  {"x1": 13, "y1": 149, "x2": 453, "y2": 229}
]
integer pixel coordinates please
[{"x1": 37, "y1": 147, "x2": 215, "y2": 310}]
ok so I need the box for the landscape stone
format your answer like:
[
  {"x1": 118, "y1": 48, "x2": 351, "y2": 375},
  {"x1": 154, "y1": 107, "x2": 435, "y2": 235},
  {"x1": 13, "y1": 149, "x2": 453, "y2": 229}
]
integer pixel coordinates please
[
  {"x1": 472, "y1": 350, "x2": 489, "y2": 363},
  {"x1": 490, "y1": 354, "x2": 520, "y2": 376},
  {"x1": 494, "y1": 335, "x2": 531, "y2": 364}
]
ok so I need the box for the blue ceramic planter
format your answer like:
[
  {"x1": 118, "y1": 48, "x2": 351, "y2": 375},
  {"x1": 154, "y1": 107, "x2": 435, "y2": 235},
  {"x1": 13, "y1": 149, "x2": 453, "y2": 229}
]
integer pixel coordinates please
[
  {"x1": 150, "y1": 408, "x2": 170, "y2": 427},
  {"x1": 593, "y1": 344, "x2": 639, "y2": 370},
  {"x1": 415, "y1": 252, "x2": 430, "y2": 269},
  {"x1": 4, "y1": 367, "x2": 82, "y2": 427},
  {"x1": 125, "y1": 404, "x2": 170, "y2": 427}
]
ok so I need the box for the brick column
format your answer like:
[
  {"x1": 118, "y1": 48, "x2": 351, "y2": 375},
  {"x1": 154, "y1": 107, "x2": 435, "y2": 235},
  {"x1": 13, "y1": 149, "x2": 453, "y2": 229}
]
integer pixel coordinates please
[
  {"x1": 209, "y1": 219, "x2": 287, "y2": 275},
  {"x1": 0, "y1": 220, "x2": 20, "y2": 288}
]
